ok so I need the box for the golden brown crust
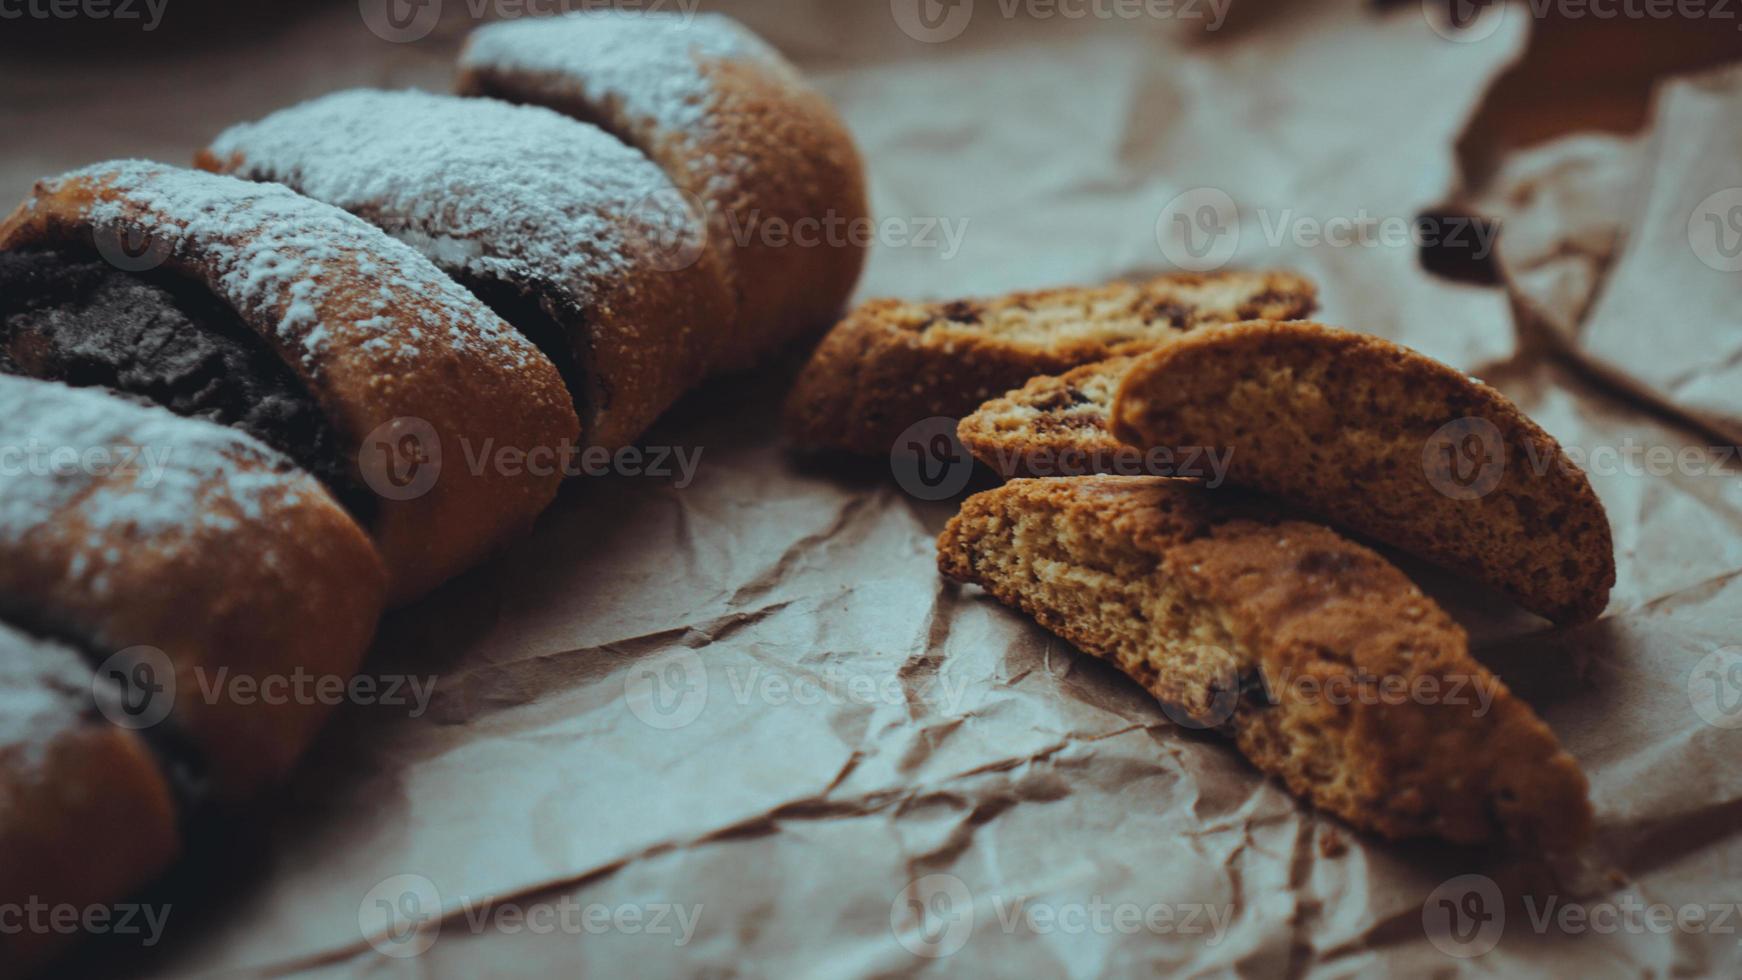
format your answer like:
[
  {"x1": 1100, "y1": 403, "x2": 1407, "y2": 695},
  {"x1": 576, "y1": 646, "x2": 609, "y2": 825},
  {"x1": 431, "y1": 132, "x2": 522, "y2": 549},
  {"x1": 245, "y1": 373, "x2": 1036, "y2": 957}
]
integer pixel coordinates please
[
  {"x1": 0, "y1": 627, "x2": 180, "y2": 978},
  {"x1": 197, "y1": 90, "x2": 725, "y2": 453},
  {"x1": 690, "y1": 55, "x2": 869, "y2": 359},
  {"x1": 958, "y1": 356, "x2": 1132, "y2": 478},
  {"x1": 0, "y1": 162, "x2": 579, "y2": 602},
  {"x1": 455, "y1": 13, "x2": 871, "y2": 369},
  {"x1": 1110, "y1": 321, "x2": 1616, "y2": 624},
  {"x1": 938, "y1": 476, "x2": 1591, "y2": 849},
  {"x1": 786, "y1": 270, "x2": 1317, "y2": 455},
  {"x1": 0, "y1": 376, "x2": 387, "y2": 801}
]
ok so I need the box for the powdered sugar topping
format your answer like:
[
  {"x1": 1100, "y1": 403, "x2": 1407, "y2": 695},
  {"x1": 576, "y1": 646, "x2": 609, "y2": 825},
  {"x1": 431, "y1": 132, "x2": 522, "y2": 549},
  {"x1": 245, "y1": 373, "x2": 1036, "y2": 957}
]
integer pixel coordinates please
[
  {"x1": 0, "y1": 621, "x2": 93, "y2": 780},
  {"x1": 0, "y1": 376, "x2": 313, "y2": 600},
  {"x1": 209, "y1": 89, "x2": 687, "y2": 312},
  {"x1": 40, "y1": 160, "x2": 541, "y2": 377},
  {"x1": 460, "y1": 11, "x2": 784, "y2": 136}
]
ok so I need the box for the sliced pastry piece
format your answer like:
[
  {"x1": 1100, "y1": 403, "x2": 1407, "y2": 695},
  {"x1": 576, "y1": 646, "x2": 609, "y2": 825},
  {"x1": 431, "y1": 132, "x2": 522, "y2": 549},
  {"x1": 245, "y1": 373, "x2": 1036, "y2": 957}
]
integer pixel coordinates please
[
  {"x1": 958, "y1": 356, "x2": 1132, "y2": 478},
  {"x1": 938, "y1": 476, "x2": 1591, "y2": 849},
  {"x1": 200, "y1": 89, "x2": 730, "y2": 451},
  {"x1": 785, "y1": 270, "x2": 1316, "y2": 455},
  {"x1": 1110, "y1": 320, "x2": 1615, "y2": 624},
  {"x1": 457, "y1": 10, "x2": 870, "y2": 360},
  {"x1": 0, "y1": 160, "x2": 579, "y2": 602},
  {"x1": 0, "y1": 622, "x2": 180, "y2": 978},
  {"x1": 0, "y1": 374, "x2": 385, "y2": 801}
]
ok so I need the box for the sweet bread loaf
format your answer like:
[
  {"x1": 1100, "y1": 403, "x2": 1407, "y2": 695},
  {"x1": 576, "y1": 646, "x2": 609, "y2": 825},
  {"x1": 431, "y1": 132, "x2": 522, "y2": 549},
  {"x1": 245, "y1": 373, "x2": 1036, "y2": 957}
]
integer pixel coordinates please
[
  {"x1": 785, "y1": 270, "x2": 1316, "y2": 455},
  {"x1": 938, "y1": 475, "x2": 1592, "y2": 849},
  {"x1": 0, "y1": 373, "x2": 385, "y2": 799},
  {"x1": 0, "y1": 622, "x2": 179, "y2": 978},
  {"x1": 957, "y1": 356, "x2": 1132, "y2": 477},
  {"x1": 0, "y1": 161, "x2": 579, "y2": 602},
  {"x1": 0, "y1": 11, "x2": 874, "y2": 972},
  {"x1": 1110, "y1": 321, "x2": 1616, "y2": 623},
  {"x1": 456, "y1": 11, "x2": 870, "y2": 363},
  {"x1": 199, "y1": 89, "x2": 730, "y2": 452}
]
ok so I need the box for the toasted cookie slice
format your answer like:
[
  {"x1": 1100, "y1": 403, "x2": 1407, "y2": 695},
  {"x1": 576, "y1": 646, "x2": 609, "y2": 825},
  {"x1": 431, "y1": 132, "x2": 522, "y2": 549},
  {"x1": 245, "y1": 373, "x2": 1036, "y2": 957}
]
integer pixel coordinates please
[
  {"x1": 1110, "y1": 321, "x2": 1615, "y2": 624},
  {"x1": 957, "y1": 356, "x2": 1132, "y2": 478},
  {"x1": 938, "y1": 476, "x2": 1591, "y2": 849},
  {"x1": 785, "y1": 270, "x2": 1316, "y2": 455}
]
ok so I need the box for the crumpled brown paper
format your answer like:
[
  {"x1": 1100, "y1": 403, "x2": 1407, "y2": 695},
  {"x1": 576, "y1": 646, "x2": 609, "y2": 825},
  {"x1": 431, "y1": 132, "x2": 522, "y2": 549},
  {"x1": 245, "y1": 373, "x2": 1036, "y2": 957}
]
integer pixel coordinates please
[
  {"x1": 9, "y1": 0, "x2": 1741, "y2": 976},
  {"x1": 1472, "y1": 64, "x2": 1742, "y2": 445}
]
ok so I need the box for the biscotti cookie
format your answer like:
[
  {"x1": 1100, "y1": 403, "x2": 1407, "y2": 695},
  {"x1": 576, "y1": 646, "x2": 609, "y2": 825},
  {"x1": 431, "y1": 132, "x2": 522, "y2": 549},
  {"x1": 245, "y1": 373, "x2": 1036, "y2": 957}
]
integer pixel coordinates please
[
  {"x1": 0, "y1": 622, "x2": 180, "y2": 978},
  {"x1": 0, "y1": 374, "x2": 385, "y2": 800},
  {"x1": 785, "y1": 270, "x2": 1316, "y2": 455},
  {"x1": 1110, "y1": 320, "x2": 1615, "y2": 624},
  {"x1": 0, "y1": 161, "x2": 579, "y2": 602},
  {"x1": 201, "y1": 89, "x2": 729, "y2": 452},
  {"x1": 457, "y1": 11, "x2": 870, "y2": 362},
  {"x1": 938, "y1": 476, "x2": 1591, "y2": 849},
  {"x1": 957, "y1": 356, "x2": 1132, "y2": 477}
]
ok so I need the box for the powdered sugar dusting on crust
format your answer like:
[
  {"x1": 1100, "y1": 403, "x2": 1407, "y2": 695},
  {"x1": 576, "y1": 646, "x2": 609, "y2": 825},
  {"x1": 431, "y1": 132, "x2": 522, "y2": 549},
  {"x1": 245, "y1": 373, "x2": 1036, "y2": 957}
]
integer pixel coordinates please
[
  {"x1": 460, "y1": 12, "x2": 797, "y2": 204},
  {"x1": 0, "y1": 376, "x2": 312, "y2": 601},
  {"x1": 461, "y1": 12, "x2": 783, "y2": 138},
  {"x1": 209, "y1": 89, "x2": 683, "y2": 313},
  {"x1": 40, "y1": 161, "x2": 541, "y2": 377},
  {"x1": 0, "y1": 621, "x2": 92, "y2": 780}
]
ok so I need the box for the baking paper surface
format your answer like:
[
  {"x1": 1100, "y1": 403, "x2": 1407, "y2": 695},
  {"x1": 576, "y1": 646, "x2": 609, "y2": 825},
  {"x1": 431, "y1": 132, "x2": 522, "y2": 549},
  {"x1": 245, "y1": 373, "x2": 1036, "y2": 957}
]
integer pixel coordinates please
[{"x1": 5, "y1": 1, "x2": 1741, "y2": 976}]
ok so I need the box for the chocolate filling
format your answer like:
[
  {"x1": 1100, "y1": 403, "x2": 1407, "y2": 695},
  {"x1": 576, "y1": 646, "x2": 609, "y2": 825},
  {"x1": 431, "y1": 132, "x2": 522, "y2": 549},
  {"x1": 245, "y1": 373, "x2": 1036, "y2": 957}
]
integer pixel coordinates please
[
  {"x1": 0, "y1": 249, "x2": 373, "y2": 522},
  {"x1": 459, "y1": 273, "x2": 592, "y2": 416}
]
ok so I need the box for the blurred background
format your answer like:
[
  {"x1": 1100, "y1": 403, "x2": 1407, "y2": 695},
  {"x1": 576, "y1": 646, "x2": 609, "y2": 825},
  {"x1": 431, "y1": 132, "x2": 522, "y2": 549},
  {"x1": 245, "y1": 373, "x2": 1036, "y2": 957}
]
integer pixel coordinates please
[
  {"x1": 5, "y1": 0, "x2": 1741, "y2": 368},
  {"x1": 5, "y1": 0, "x2": 1742, "y2": 188}
]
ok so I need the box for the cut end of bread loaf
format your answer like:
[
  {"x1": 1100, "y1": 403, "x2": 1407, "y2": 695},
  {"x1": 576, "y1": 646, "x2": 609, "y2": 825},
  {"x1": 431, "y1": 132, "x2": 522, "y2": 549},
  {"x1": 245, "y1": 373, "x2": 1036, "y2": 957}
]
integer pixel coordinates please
[
  {"x1": 958, "y1": 356, "x2": 1131, "y2": 477},
  {"x1": 938, "y1": 476, "x2": 1592, "y2": 850},
  {"x1": 1110, "y1": 320, "x2": 1616, "y2": 624},
  {"x1": 785, "y1": 270, "x2": 1316, "y2": 455}
]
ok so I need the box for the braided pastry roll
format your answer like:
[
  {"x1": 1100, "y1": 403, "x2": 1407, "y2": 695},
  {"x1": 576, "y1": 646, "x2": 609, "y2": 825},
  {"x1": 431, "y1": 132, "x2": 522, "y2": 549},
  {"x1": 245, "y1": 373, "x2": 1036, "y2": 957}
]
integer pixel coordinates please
[
  {"x1": 0, "y1": 161, "x2": 579, "y2": 601},
  {"x1": 0, "y1": 375, "x2": 384, "y2": 973},
  {"x1": 457, "y1": 11, "x2": 871, "y2": 363},
  {"x1": 200, "y1": 90, "x2": 731, "y2": 450}
]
